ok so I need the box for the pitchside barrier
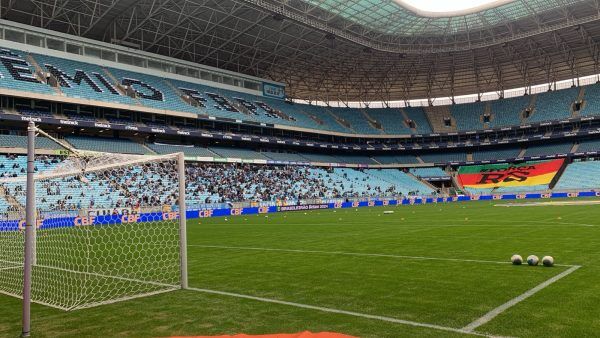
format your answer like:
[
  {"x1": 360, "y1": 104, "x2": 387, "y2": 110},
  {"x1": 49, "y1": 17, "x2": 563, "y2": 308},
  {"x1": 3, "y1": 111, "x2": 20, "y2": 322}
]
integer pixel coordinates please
[{"x1": 1, "y1": 191, "x2": 598, "y2": 230}]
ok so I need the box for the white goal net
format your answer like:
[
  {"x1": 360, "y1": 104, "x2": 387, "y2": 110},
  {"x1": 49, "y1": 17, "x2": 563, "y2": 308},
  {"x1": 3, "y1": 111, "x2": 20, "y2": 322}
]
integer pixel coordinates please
[{"x1": 0, "y1": 146, "x2": 187, "y2": 311}]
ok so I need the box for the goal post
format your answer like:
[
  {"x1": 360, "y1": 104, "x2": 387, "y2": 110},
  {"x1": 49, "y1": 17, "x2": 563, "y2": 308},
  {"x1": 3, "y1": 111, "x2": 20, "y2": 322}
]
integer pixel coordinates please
[{"x1": 0, "y1": 123, "x2": 188, "y2": 335}]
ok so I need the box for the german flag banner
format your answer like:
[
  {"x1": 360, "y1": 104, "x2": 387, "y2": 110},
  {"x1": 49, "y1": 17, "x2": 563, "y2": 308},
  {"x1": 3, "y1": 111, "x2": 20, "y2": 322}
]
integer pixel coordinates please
[{"x1": 458, "y1": 159, "x2": 565, "y2": 188}]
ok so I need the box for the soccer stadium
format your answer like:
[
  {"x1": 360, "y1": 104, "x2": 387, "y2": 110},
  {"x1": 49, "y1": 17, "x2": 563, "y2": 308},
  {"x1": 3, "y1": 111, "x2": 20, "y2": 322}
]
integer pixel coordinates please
[{"x1": 0, "y1": 0, "x2": 600, "y2": 337}]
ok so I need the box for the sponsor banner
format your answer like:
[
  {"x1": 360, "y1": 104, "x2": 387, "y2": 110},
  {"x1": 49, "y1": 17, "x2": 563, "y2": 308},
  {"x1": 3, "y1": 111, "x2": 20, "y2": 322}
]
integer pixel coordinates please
[
  {"x1": 2, "y1": 192, "x2": 599, "y2": 231},
  {"x1": 458, "y1": 159, "x2": 564, "y2": 188},
  {"x1": 277, "y1": 204, "x2": 329, "y2": 212}
]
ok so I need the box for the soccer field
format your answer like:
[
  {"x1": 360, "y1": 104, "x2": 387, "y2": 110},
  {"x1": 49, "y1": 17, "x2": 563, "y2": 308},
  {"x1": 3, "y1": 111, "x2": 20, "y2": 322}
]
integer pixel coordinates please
[{"x1": 1, "y1": 199, "x2": 599, "y2": 337}]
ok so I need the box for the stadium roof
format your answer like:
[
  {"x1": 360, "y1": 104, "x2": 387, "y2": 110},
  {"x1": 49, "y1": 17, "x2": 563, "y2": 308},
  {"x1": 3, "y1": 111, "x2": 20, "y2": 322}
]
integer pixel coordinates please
[{"x1": 2, "y1": 0, "x2": 600, "y2": 103}]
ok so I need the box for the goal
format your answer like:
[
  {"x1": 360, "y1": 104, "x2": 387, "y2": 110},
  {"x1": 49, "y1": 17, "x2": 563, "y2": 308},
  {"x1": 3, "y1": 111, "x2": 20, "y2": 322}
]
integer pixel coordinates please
[{"x1": 0, "y1": 122, "x2": 188, "y2": 335}]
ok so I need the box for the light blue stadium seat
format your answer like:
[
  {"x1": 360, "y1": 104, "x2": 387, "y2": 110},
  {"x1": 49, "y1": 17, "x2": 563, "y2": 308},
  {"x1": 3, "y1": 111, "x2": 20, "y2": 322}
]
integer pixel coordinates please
[
  {"x1": 580, "y1": 84, "x2": 600, "y2": 117},
  {"x1": 555, "y1": 160, "x2": 600, "y2": 190},
  {"x1": 472, "y1": 146, "x2": 522, "y2": 161},
  {"x1": 65, "y1": 136, "x2": 149, "y2": 154},
  {"x1": 366, "y1": 108, "x2": 412, "y2": 134},
  {"x1": 451, "y1": 102, "x2": 485, "y2": 131},
  {"x1": 488, "y1": 96, "x2": 530, "y2": 128},
  {"x1": 525, "y1": 142, "x2": 573, "y2": 157},
  {"x1": 528, "y1": 88, "x2": 578, "y2": 123}
]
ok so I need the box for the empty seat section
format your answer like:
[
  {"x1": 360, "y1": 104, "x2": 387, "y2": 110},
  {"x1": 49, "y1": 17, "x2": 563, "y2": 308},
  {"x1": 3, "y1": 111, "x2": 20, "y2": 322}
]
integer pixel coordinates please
[
  {"x1": 472, "y1": 146, "x2": 522, "y2": 161},
  {"x1": 580, "y1": 84, "x2": 600, "y2": 117},
  {"x1": 332, "y1": 154, "x2": 377, "y2": 164},
  {"x1": 419, "y1": 151, "x2": 467, "y2": 163},
  {"x1": 0, "y1": 134, "x2": 62, "y2": 150},
  {"x1": 576, "y1": 139, "x2": 600, "y2": 153},
  {"x1": 65, "y1": 136, "x2": 148, "y2": 154},
  {"x1": 528, "y1": 88, "x2": 578, "y2": 122},
  {"x1": 372, "y1": 154, "x2": 419, "y2": 164},
  {"x1": 367, "y1": 108, "x2": 412, "y2": 134},
  {"x1": 148, "y1": 143, "x2": 216, "y2": 157},
  {"x1": 328, "y1": 107, "x2": 381, "y2": 134},
  {"x1": 524, "y1": 142, "x2": 573, "y2": 157},
  {"x1": 403, "y1": 107, "x2": 433, "y2": 134},
  {"x1": 451, "y1": 102, "x2": 485, "y2": 131},
  {"x1": 263, "y1": 151, "x2": 309, "y2": 162},
  {"x1": 410, "y1": 167, "x2": 447, "y2": 178},
  {"x1": 294, "y1": 104, "x2": 352, "y2": 133},
  {"x1": 208, "y1": 146, "x2": 268, "y2": 160},
  {"x1": 488, "y1": 96, "x2": 530, "y2": 128},
  {"x1": 555, "y1": 160, "x2": 600, "y2": 190}
]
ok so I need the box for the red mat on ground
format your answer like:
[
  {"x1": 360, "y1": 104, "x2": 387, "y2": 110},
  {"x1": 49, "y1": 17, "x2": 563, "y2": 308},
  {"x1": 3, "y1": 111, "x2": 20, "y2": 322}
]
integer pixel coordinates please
[{"x1": 171, "y1": 331, "x2": 357, "y2": 338}]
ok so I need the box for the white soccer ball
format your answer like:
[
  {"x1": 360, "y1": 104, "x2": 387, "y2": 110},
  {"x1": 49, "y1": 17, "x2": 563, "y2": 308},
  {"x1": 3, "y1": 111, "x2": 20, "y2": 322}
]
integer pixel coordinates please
[
  {"x1": 511, "y1": 254, "x2": 523, "y2": 265},
  {"x1": 542, "y1": 256, "x2": 554, "y2": 267},
  {"x1": 527, "y1": 255, "x2": 539, "y2": 266}
]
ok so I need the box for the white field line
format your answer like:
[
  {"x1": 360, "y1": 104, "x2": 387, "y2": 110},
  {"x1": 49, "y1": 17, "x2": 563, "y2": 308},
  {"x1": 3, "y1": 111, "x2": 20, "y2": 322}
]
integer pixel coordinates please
[
  {"x1": 187, "y1": 286, "x2": 512, "y2": 338},
  {"x1": 190, "y1": 245, "x2": 578, "y2": 267},
  {"x1": 462, "y1": 265, "x2": 581, "y2": 332},
  {"x1": 0, "y1": 265, "x2": 21, "y2": 271}
]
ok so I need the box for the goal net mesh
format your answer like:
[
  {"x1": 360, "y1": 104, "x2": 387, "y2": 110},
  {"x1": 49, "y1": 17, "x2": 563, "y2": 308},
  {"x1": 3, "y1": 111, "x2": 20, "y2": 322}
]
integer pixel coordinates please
[{"x1": 0, "y1": 151, "x2": 184, "y2": 311}]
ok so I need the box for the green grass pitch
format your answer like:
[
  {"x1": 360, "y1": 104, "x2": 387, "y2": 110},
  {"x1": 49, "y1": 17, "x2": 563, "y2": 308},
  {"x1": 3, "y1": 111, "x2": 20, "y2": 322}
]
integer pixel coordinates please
[{"x1": 1, "y1": 199, "x2": 599, "y2": 337}]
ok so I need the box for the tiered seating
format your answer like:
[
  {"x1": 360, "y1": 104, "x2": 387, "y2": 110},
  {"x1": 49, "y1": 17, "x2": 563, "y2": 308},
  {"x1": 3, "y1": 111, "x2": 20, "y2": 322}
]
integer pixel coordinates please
[
  {"x1": 65, "y1": 136, "x2": 148, "y2": 154},
  {"x1": 577, "y1": 139, "x2": 600, "y2": 153},
  {"x1": 580, "y1": 84, "x2": 600, "y2": 117},
  {"x1": 107, "y1": 68, "x2": 193, "y2": 112},
  {"x1": 298, "y1": 152, "x2": 341, "y2": 163},
  {"x1": 147, "y1": 143, "x2": 215, "y2": 157},
  {"x1": 451, "y1": 102, "x2": 486, "y2": 131},
  {"x1": 524, "y1": 142, "x2": 573, "y2": 157},
  {"x1": 403, "y1": 107, "x2": 433, "y2": 134},
  {"x1": 0, "y1": 49, "x2": 56, "y2": 95},
  {"x1": 528, "y1": 88, "x2": 578, "y2": 122},
  {"x1": 419, "y1": 151, "x2": 467, "y2": 163},
  {"x1": 296, "y1": 104, "x2": 352, "y2": 133},
  {"x1": 555, "y1": 160, "x2": 600, "y2": 190},
  {"x1": 332, "y1": 154, "x2": 377, "y2": 164},
  {"x1": 263, "y1": 151, "x2": 309, "y2": 162},
  {"x1": 208, "y1": 146, "x2": 269, "y2": 160},
  {"x1": 169, "y1": 79, "x2": 248, "y2": 120},
  {"x1": 364, "y1": 169, "x2": 434, "y2": 195},
  {"x1": 366, "y1": 108, "x2": 411, "y2": 134},
  {"x1": 327, "y1": 107, "x2": 380, "y2": 134},
  {"x1": 472, "y1": 146, "x2": 522, "y2": 161},
  {"x1": 488, "y1": 96, "x2": 530, "y2": 128},
  {"x1": 31, "y1": 54, "x2": 135, "y2": 105},
  {"x1": 410, "y1": 167, "x2": 447, "y2": 178},
  {"x1": 0, "y1": 134, "x2": 62, "y2": 150},
  {"x1": 372, "y1": 154, "x2": 419, "y2": 164}
]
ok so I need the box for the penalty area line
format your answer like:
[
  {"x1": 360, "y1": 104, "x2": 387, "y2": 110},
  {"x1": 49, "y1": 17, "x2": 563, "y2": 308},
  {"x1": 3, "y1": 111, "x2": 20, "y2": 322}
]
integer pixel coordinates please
[
  {"x1": 462, "y1": 265, "x2": 581, "y2": 332},
  {"x1": 187, "y1": 286, "x2": 512, "y2": 338}
]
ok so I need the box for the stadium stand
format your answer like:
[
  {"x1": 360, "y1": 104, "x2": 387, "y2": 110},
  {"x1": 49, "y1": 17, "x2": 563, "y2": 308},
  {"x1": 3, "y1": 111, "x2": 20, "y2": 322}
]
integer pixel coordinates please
[
  {"x1": 524, "y1": 142, "x2": 573, "y2": 157},
  {"x1": 372, "y1": 154, "x2": 420, "y2": 164},
  {"x1": 0, "y1": 134, "x2": 62, "y2": 150},
  {"x1": 366, "y1": 108, "x2": 412, "y2": 134},
  {"x1": 487, "y1": 95, "x2": 531, "y2": 128},
  {"x1": 403, "y1": 107, "x2": 433, "y2": 134},
  {"x1": 409, "y1": 167, "x2": 448, "y2": 178},
  {"x1": 107, "y1": 67, "x2": 194, "y2": 112},
  {"x1": 65, "y1": 136, "x2": 149, "y2": 154},
  {"x1": 208, "y1": 146, "x2": 269, "y2": 160},
  {"x1": 328, "y1": 107, "x2": 381, "y2": 134},
  {"x1": 450, "y1": 102, "x2": 486, "y2": 131},
  {"x1": 31, "y1": 53, "x2": 136, "y2": 105},
  {"x1": 472, "y1": 146, "x2": 522, "y2": 161},
  {"x1": 528, "y1": 88, "x2": 578, "y2": 122},
  {"x1": 147, "y1": 143, "x2": 216, "y2": 157},
  {"x1": 554, "y1": 160, "x2": 600, "y2": 190},
  {"x1": 576, "y1": 139, "x2": 600, "y2": 153},
  {"x1": 0, "y1": 48, "x2": 56, "y2": 95},
  {"x1": 418, "y1": 151, "x2": 468, "y2": 163},
  {"x1": 580, "y1": 83, "x2": 600, "y2": 117}
]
